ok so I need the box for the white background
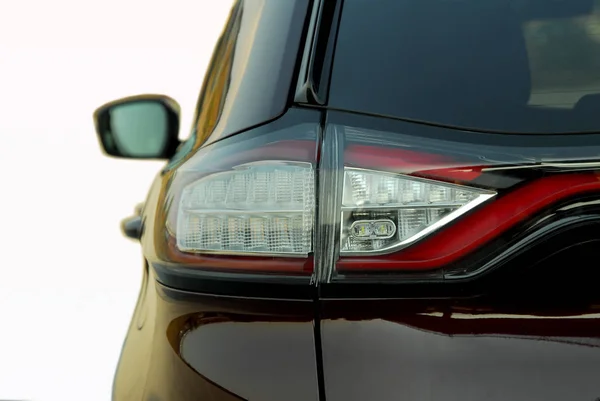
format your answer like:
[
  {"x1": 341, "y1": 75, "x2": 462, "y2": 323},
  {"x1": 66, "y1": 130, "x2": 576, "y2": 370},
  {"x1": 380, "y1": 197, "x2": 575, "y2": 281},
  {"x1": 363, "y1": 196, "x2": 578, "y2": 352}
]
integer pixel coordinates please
[{"x1": 0, "y1": 1, "x2": 233, "y2": 400}]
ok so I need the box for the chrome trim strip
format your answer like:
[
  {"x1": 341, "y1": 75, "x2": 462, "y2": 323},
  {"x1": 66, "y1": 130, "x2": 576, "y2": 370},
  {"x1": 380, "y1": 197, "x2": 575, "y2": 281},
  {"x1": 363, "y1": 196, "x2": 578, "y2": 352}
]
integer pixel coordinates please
[{"x1": 483, "y1": 161, "x2": 600, "y2": 172}]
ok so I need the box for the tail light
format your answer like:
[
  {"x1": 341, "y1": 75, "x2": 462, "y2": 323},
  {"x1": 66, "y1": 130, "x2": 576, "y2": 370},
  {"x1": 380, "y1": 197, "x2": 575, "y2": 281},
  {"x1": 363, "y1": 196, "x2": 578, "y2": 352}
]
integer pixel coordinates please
[
  {"x1": 333, "y1": 123, "x2": 600, "y2": 276},
  {"x1": 161, "y1": 119, "x2": 319, "y2": 274},
  {"x1": 177, "y1": 161, "x2": 315, "y2": 256},
  {"x1": 159, "y1": 112, "x2": 600, "y2": 280},
  {"x1": 340, "y1": 167, "x2": 495, "y2": 255}
]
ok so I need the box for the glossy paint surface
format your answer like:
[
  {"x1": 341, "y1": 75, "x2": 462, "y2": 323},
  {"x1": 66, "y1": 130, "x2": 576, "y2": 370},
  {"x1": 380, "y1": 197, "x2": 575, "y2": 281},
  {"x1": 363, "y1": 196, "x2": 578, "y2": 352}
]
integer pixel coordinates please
[
  {"x1": 320, "y1": 311, "x2": 600, "y2": 401},
  {"x1": 113, "y1": 267, "x2": 320, "y2": 401},
  {"x1": 319, "y1": 239, "x2": 600, "y2": 401}
]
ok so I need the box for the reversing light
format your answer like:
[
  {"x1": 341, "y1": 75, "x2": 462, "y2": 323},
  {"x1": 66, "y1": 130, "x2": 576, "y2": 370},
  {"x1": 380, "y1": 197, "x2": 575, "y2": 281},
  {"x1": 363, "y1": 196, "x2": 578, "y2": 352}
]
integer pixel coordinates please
[
  {"x1": 340, "y1": 168, "x2": 496, "y2": 255},
  {"x1": 176, "y1": 161, "x2": 315, "y2": 256},
  {"x1": 350, "y1": 219, "x2": 396, "y2": 239}
]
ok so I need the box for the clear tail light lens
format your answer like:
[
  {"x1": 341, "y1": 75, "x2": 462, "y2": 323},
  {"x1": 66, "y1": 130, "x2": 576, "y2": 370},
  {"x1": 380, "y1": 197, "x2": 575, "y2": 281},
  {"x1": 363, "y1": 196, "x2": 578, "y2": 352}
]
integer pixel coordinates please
[
  {"x1": 177, "y1": 161, "x2": 315, "y2": 256},
  {"x1": 341, "y1": 168, "x2": 495, "y2": 254},
  {"x1": 160, "y1": 116, "x2": 319, "y2": 274}
]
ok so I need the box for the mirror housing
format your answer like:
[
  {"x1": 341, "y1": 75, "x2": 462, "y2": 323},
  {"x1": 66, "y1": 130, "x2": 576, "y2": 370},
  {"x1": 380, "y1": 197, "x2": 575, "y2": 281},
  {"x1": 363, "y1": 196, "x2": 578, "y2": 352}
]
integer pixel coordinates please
[{"x1": 93, "y1": 94, "x2": 181, "y2": 160}]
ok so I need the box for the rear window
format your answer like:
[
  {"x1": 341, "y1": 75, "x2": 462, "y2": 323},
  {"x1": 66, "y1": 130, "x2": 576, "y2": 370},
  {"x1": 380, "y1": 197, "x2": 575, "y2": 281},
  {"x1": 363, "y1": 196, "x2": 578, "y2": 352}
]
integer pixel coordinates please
[{"x1": 329, "y1": 0, "x2": 600, "y2": 133}]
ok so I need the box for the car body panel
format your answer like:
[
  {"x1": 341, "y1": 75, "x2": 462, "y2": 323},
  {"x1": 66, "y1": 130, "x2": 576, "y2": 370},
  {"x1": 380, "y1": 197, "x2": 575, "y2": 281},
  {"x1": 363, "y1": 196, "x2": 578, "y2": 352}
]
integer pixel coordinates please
[
  {"x1": 320, "y1": 310, "x2": 600, "y2": 401},
  {"x1": 113, "y1": 267, "x2": 320, "y2": 401},
  {"x1": 318, "y1": 237, "x2": 600, "y2": 401}
]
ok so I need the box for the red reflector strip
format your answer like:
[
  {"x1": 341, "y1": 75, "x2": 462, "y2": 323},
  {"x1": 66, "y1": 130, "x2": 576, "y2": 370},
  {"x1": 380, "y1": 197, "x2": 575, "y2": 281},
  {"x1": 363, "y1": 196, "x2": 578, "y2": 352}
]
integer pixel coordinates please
[
  {"x1": 337, "y1": 173, "x2": 600, "y2": 272},
  {"x1": 165, "y1": 235, "x2": 315, "y2": 274},
  {"x1": 414, "y1": 165, "x2": 486, "y2": 182},
  {"x1": 345, "y1": 144, "x2": 453, "y2": 169},
  {"x1": 345, "y1": 144, "x2": 485, "y2": 182},
  {"x1": 219, "y1": 140, "x2": 318, "y2": 166}
]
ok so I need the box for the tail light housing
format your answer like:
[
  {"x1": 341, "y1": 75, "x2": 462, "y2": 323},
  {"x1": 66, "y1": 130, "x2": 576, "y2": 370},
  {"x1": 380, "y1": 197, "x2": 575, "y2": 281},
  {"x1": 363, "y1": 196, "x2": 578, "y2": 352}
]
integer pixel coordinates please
[
  {"x1": 161, "y1": 119, "x2": 319, "y2": 275},
  {"x1": 158, "y1": 111, "x2": 600, "y2": 281}
]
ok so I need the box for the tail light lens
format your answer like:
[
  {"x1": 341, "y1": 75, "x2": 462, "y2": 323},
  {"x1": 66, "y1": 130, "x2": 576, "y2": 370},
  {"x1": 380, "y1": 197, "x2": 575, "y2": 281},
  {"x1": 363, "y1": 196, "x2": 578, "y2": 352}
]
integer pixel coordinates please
[
  {"x1": 158, "y1": 112, "x2": 600, "y2": 281},
  {"x1": 160, "y1": 119, "x2": 319, "y2": 274},
  {"x1": 177, "y1": 161, "x2": 315, "y2": 256},
  {"x1": 341, "y1": 167, "x2": 495, "y2": 254}
]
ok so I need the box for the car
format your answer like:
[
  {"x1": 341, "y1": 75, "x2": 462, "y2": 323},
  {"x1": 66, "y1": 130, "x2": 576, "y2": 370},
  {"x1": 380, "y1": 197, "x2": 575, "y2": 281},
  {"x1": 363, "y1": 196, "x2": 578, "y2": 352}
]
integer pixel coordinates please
[{"x1": 93, "y1": 0, "x2": 600, "y2": 400}]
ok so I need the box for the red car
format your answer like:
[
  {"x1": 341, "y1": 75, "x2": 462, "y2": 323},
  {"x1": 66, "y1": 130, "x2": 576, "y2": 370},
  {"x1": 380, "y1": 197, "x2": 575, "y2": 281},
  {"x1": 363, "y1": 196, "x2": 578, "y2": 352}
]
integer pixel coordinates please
[{"x1": 94, "y1": 0, "x2": 600, "y2": 400}]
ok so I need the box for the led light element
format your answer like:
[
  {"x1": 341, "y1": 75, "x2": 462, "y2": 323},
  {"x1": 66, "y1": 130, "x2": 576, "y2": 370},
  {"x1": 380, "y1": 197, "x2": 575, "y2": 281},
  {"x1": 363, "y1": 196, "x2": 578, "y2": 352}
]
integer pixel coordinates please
[
  {"x1": 350, "y1": 219, "x2": 396, "y2": 239},
  {"x1": 177, "y1": 161, "x2": 315, "y2": 256},
  {"x1": 341, "y1": 168, "x2": 496, "y2": 255}
]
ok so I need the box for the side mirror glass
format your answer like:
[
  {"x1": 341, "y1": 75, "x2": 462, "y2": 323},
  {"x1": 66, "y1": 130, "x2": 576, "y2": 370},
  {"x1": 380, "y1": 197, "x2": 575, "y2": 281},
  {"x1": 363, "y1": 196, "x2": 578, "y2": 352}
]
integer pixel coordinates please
[{"x1": 93, "y1": 94, "x2": 181, "y2": 159}]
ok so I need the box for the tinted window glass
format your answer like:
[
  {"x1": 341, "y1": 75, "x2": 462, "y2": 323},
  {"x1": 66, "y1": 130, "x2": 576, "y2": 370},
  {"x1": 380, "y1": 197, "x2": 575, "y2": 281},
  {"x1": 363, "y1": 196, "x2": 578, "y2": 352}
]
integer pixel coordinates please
[
  {"x1": 329, "y1": 0, "x2": 600, "y2": 133},
  {"x1": 192, "y1": 0, "x2": 309, "y2": 147}
]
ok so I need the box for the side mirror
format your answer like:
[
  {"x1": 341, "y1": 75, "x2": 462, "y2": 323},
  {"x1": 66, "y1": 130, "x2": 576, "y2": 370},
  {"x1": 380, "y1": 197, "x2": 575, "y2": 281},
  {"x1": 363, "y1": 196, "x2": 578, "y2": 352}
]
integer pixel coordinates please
[{"x1": 93, "y1": 94, "x2": 181, "y2": 159}]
